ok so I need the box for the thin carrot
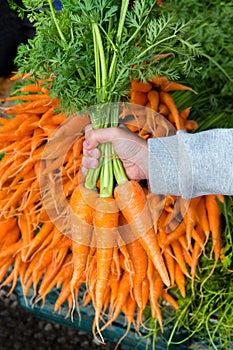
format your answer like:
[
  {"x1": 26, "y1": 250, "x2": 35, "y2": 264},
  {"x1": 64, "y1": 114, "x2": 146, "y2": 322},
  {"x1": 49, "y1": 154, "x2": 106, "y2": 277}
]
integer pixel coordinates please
[
  {"x1": 100, "y1": 271, "x2": 131, "y2": 332},
  {"x1": 24, "y1": 221, "x2": 54, "y2": 260},
  {"x1": 159, "y1": 91, "x2": 180, "y2": 130},
  {"x1": 147, "y1": 261, "x2": 163, "y2": 329},
  {"x1": 114, "y1": 180, "x2": 170, "y2": 287},
  {"x1": 18, "y1": 211, "x2": 34, "y2": 262},
  {"x1": 174, "y1": 262, "x2": 186, "y2": 298},
  {"x1": 171, "y1": 239, "x2": 190, "y2": 277},
  {"x1": 92, "y1": 196, "x2": 119, "y2": 342},
  {"x1": 161, "y1": 290, "x2": 179, "y2": 310},
  {"x1": 196, "y1": 196, "x2": 210, "y2": 243},
  {"x1": 69, "y1": 184, "x2": 98, "y2": 290},
  {"x1": 205, "y1": 194, "x2": 224, "y2": 262},
  {"x1": 179, "y1": 107, "x2": 191, "y2": 121},
  {"x1": 161, "y1": 81, "x2": 197, "y2": 94}
]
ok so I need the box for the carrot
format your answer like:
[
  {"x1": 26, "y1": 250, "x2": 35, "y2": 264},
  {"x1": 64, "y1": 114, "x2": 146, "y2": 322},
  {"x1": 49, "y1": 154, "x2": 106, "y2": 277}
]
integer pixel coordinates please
[
  {"x1": 180, "y1": 197, "x2": 201, "y2": 250},
  {"x1": 161, "y1": 81, "x2": 197, "y2": 94},
  {"x1": 109, "y1": 262, "x2": 120, "y2": 313},
  {"x1": 179, "y1": 107, "x2": 191, "y2": 121},
  {"x1": 191, "y1": 225, "x2": 206, "y2": 287},
  {"x1": 114, "y1": 180, "x2": 170, "y2": 287},
  {"x1": 127, "y1": 238, "x2": 148, "y2": 309},
  {"x1": 38, "y1": 254, "x2": 73, "y2": 303},
  {"x1": 18, "y1": 211, "x2": 34, "y2": 262},
  {"x1": 92, "y1": 196, "x2": 119, "y2": 342},
  {"x1": 0, "y1": 256, "x2": 14, "y2": 282},
  {"x1": 130, "y1": 90, "x2": 148, "y2": 106},
  {"x1": 136, "y1": 277, "x2": 150, "y2": 330},
  {"x1": 131, "y1": 80, "x2": 153, "y2": 93},
  {"x1": 2, "y1": 170, "x2": 35, "y2": 213},
  {"x1": 0, "y1": 94, "x2": 49, "y2": 102},
  {"x1": 147, "y1": 90, "x2": 159, "y2": 112},
  {"x1": 171, "y1": 239, "x2": 190, "y2": 277},
  {"x1": 24, "y1": 221, "x2": 54, "y2": 260},
  {"x1": 118, "y1": 294, "x2": 136, "y2": 348},
  {"x1": 161, "y1": 290, "x2": 179, "y2": 310},
  {"x1": 174, "y1": 262, "x2": 186, "y2": 298},
  {"x1": 0, "y1": 240, "x2": 22, "y2": 260},
  {"x1": 149, "y1": 75, "x2": 170, "y2": 86},
  {"x1": 147, "y1": 261, "x2": 163, "y2": 328},
  {"x1": 205, "y1": 194, "x2": 224, "y2": 262},
  {"x1": 0, "y1": 217, "x2": 17, "y2": 243},
  {"x1": 54, "y1": 279, "x2": 72, "y2": 312},
  {"x1": 184, "y1": 120, "x2": 199, "y2": 131},
  {"x1": 69, "y1": 184, "x2": 98, "y2": 289},
  {"x1": 157, "y1": 228, "x2": 175, "y2": 286},
  {"x1": 100, "y1": 271, "x2": 131, "y2": 332},
  {"x1": 159, "y1": 91, "x2": 180, "y2": 130},
  {"x1": 196, "y1": 196, "x2": 210, "y2": 243},
  {"x1": 15, "y1": 115, "x2": 40, "y2": 136},
  {"x1": 158, "y1": 103, "x2": 170, "y2": 116}
]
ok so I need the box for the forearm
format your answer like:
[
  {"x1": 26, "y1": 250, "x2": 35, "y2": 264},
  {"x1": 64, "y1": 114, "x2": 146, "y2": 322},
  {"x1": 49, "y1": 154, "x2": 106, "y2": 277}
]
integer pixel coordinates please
[{"x1": 148, "y1": 129, "x2": 233, "y2": 199}]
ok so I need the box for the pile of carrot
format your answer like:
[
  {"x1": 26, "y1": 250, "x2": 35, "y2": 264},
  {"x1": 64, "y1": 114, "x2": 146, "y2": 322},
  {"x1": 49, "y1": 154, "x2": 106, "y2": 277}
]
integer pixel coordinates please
[{"x1": 0, "y1": 75, "x2": 224, "y2": 345}]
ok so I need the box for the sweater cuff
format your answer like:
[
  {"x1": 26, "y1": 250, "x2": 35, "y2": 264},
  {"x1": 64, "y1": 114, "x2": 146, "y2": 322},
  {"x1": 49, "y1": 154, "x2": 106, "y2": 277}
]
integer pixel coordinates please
[{"x1": 148, "y1": 132, "x2": 193, "y2": 198}]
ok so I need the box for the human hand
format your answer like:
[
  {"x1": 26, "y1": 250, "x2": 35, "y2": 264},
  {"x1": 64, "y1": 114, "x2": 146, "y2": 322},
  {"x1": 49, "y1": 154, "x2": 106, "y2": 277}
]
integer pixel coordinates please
[{"x1": 82, "y1": 125, "x2": 148, "y2": 181}]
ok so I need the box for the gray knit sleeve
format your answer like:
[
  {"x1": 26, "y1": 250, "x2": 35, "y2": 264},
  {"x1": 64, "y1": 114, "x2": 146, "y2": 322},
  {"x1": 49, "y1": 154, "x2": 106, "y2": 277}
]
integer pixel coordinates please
[{"x1": 148, "y1": 129, "x2": 233, "y2": 199}]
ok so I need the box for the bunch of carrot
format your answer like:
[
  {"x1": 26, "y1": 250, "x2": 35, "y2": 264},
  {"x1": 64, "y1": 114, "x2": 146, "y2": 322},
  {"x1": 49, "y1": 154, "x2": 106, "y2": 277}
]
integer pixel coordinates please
[{"x1": 0, "y1": 75, "x2": 224, "y2": 345}]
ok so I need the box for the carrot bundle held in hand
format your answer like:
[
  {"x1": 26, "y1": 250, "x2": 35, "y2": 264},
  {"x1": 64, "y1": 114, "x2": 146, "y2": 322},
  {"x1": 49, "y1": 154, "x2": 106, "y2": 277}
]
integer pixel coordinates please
[{"x1": 0, "y1": 0, "x2": 229, "y2": 342}]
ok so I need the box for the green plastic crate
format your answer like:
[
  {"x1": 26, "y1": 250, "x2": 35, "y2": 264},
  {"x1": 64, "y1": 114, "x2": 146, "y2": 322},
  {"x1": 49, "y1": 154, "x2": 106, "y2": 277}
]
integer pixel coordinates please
[{"x1": 15, "y1": 283, "x2": 231, "y2": 350}]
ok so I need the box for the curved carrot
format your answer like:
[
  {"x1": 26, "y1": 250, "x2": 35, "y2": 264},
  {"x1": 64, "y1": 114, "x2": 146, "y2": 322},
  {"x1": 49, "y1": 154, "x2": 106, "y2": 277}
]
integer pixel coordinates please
[
  {"x1": 179, "y1": 107, "x2": 191, "y2": 121},
  {"x1": 161, "y1": 290, "x2": 179, "y2": 310},
  {"x1": 161, "y1": 81, "x2": 197, "y2": 94},
  {"x1": 147, "y1": 90, "x2": 159, "y2": 112},
  {"x1": 114, "y1": 180, "x2": 170, "y2": 287},
  {"x1": 159, "y1": 91, "x2": 180, "y2": 130}
]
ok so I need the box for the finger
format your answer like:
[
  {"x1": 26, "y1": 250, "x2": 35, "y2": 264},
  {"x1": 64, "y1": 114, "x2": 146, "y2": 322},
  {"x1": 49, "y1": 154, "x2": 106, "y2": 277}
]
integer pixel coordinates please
[
  {"x1": 82, "y1": 155, "x2": 99, "y2": 169},
  {"x1": 81, "y1": 166, "x2": 88, "y2": 176},
  {"x1": 83, "y1": 147, "x2": 100, "y2": 158}
]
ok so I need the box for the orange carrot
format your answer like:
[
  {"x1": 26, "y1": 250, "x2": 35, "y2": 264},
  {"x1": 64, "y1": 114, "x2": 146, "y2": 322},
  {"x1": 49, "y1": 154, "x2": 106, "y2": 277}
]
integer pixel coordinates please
[
  {"x1": 69, "y1": 184, "x2": 98, "y2": 291},
  {"x1": 161, "y1": 81, "x2": 197, "y2": 94},
  {"x1": 130, "y1": 90, "x2": 148, "y2": 106},
  {"x1": 171, "y1": 239, "x2": 190, "y2": 277},
  {"x1": 205, "y1": 194, "x2": 224, "y2": 262},
  {"x1": 147, "y1": 261, "x2": 163, "y2": 328},
  {"x1": 131, "y1": 79, "x2": 153, "y2": 93},
  {"x1": 174, "y1": 262, "x2": 186, "y2": 298},
  {"x1": 196, "y1": 196, "x2": 210, "y2": 243},
  {"x1": 24, "y1": 221, "x2": 54, "y2": 260},
  {"x1": 179, "y1": 107, "x2": 191, "y2": 121},
  {"x1": 92, "y1": 196, "x2": 119, "y2": 342},
  {"x1": 184, "y1": 120, "x2": 199, "y2": 131},
  {"x1": 114, "y1": 180, "x2": 170, "y2": 287},
  {"x1": 147, "y1": 90, "x2": 159, "y2": 112},
  {"x1": 161, "y1": 290, "x2": 179, "y2": 310},
  {"x1": 159, "y1": 91, "x2": 180, "y2": 130},
  {"x1": 100, "y1": 271, "x2": 131, "y2": 332},
  {"x1": 149, "y1": 75, "x2": 170, "y2": 86}
]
